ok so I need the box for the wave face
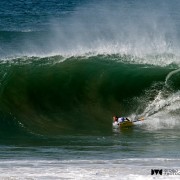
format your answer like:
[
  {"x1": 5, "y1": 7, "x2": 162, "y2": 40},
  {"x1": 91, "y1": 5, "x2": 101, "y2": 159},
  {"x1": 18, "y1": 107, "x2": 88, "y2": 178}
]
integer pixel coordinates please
[{"x1": 0, "y1": 54, "x2": 179, "y2": 136}]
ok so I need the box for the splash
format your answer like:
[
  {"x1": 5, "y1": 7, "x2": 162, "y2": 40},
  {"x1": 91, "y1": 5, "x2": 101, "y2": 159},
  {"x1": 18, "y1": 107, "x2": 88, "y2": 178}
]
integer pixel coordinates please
[
  {"x1": 49, "y1": 1, "x2": 178, "y2": 59},
  {"x1": 137, "y1": 68, "x2": 180, "y2": 130}
]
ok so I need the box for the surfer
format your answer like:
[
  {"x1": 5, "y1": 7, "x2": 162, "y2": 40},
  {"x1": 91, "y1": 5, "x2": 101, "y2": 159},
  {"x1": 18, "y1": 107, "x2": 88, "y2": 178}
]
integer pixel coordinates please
[
  {"x1": 113, "y1": 115, "x2": 132, "y2": 128},
  {"x1": 113, "y1": 116, "x2": 130, "y2": 123}
]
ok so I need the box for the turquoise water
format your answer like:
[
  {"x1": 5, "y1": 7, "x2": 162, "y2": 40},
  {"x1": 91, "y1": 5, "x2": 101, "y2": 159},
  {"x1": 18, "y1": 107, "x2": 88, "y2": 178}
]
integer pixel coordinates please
[{"x1": 0, "y1": 0, "x2": 180, "y2": 179}]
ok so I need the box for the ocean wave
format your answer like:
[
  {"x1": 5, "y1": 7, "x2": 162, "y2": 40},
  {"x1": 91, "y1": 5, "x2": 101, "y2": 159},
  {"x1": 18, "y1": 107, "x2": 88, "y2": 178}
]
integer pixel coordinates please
[{"x1": 0, "y1": 54, "x2": 179, "y2": 136}]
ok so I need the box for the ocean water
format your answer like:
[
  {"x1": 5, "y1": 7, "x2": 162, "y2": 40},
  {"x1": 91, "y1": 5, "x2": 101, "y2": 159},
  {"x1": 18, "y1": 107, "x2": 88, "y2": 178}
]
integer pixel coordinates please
[{"x1": 0, "y1": 0, "x2": 180, "y2": 179}]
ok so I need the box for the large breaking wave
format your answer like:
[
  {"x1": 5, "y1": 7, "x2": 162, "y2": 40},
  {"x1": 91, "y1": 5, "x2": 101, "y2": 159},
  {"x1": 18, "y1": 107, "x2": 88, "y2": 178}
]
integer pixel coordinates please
[{"x1": 0, "y1": 54, "x2": 179, "y2": 136}]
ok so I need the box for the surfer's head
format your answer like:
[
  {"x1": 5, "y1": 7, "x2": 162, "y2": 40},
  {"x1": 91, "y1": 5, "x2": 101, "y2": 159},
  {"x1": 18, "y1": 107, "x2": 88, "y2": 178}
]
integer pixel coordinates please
[{"x1": 113, "y1": 116, "x2": 118, "y2": 122}]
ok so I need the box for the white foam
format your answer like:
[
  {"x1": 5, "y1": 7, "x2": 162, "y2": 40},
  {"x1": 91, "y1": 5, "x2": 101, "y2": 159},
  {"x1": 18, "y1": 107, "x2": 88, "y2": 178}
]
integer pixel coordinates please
[
  {"x1": 0, "y1": 158, "x2": 179, "y2": 180},
  {"x1": 138, "y1": 89, "x2": 180, "y2": 130}
]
